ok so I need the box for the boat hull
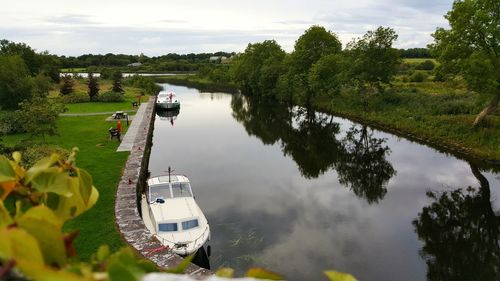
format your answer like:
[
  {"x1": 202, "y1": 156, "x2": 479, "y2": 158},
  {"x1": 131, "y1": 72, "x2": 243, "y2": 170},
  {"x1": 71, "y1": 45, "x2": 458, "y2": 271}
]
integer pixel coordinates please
[{"x1": 156, "y1": 102, "x2": 180, "y2": 110}]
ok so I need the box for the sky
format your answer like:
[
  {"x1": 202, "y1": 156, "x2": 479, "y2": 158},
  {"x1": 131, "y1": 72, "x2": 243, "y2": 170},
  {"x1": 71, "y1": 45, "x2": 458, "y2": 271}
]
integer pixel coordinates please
[{"x1": 0, "y1": 0, "x2": 454, "y2": 56}]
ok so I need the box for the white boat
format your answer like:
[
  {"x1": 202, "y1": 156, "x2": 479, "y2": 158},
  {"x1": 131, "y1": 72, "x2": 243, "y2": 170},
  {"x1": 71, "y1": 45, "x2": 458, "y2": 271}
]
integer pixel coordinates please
[
  {"x1": 141, "y1": 172, "x2": 210, "y2": 256},
  {"x1": 156, "y1": 91, "x2": 180, "y2": 110}
]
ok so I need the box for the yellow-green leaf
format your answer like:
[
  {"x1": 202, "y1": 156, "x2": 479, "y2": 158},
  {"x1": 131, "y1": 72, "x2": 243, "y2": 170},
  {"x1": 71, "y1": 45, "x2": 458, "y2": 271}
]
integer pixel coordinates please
[
  {"x1": 215, "y1": 267, "x2": 234, "y2": 278},
  {"x1": 77, "y1": 168, "x2": 93, "y2": 205},
  {"x1": 0, "y1": 201, "x2": 13, "y2": 227},
  {"x1": 12, "y1": 151, "x2": 21, "y2": 164},
  {"x1": 0, "y1": 227, "x2": 44, "y2": 266},
  {"x1": 324, "y1": 270, "x2": 358, "y2": 281},
  {"x1": 17, "y1": 206, "x2": 66, "y2": 266},
  {"x1": 0, "y1": 155, "x2": 16, "y2": 183},
  {"x1": 25, "y1": 154, "x2": 60, "y2": 184},
  {"x1": 245, "y1": 267, "x2": 283, "y2": 280},
  {"x1": 29, "y1": 168, "x2": 73, "y2": 197},
  {"x1": 96, "y1": 245, "x2": 110, "y2": 262}
]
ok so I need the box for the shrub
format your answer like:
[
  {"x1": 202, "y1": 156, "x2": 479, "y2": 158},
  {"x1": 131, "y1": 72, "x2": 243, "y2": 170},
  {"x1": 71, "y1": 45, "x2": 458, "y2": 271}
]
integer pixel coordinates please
[
  {"x1": 410, "y1": 71, "x2": 428, "y2": 82},
  {"x1": 98, "y1": 91, "x2": 125, "y2": 102},
  {"x1": 433, "y1": 100, "x2": 475, "y2": 115},
  {"x1": 21, "y1": 144, "x2": 69, "y2": 167},
  {"x1": 0, "y1": 111, "x2": 24, "y2": 134},
  {"x1": 59, "y1": 92, "x2": 90, "y2": 103},
  {"x1": 415, "y1": 60, "x2": 435, "y2": 71}
]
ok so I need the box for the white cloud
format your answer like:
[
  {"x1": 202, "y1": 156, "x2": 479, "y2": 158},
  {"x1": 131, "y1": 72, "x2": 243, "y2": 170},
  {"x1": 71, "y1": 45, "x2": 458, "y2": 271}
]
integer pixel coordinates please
[{"x1": 0, "y1": 0, "x2": 453, "y2": 55}]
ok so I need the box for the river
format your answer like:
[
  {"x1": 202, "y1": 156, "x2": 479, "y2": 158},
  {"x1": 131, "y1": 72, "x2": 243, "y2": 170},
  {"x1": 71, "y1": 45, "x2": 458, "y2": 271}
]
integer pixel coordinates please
[{"x1": 148, "y1": 83, "x2": 500, "y2": 281}]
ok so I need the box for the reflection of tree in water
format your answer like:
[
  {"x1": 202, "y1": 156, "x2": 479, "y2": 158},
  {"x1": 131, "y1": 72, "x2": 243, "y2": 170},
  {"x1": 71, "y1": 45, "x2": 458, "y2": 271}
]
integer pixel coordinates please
[
  {"x1": 335, "y1": 125, "x2": 396, "y2": 204},
  {"x1": 413, "y1": 163, "x2": 500, "y2": 281},
  {"x1": 231, "y1": 94, "x2": 396, "y2": 203}
]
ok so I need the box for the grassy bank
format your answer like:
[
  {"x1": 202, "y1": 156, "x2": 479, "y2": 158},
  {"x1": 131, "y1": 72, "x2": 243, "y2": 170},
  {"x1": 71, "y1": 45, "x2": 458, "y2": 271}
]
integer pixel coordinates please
[
  {"x1": 0, "y1": 80, "x2": 151, "y2": 259},
  {"x1": 2, "y1": 115, "x2": 129, "y2": 259}
]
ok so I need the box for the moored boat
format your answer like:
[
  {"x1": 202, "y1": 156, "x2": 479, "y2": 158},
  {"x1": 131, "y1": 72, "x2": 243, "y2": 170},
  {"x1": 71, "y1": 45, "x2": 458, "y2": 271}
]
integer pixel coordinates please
[
  {"x1": 156, "y1": 91, "x2": 180, "y2": 110},
  {"x1": 141, "y1": 171, "x2": 210, "y2": 256}
]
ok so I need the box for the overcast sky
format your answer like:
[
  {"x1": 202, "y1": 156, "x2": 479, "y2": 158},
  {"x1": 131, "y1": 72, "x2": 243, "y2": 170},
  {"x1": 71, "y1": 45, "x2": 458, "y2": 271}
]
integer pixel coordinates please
[{"x1": 0, "y1": 0, "x2": 453, "y2": 56}]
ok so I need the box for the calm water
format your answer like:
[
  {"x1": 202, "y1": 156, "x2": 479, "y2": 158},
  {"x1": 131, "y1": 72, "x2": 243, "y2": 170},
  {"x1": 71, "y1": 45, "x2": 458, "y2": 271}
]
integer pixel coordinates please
[{"x1": 148, "y1": 84, "x2": 500, "y2": 281}]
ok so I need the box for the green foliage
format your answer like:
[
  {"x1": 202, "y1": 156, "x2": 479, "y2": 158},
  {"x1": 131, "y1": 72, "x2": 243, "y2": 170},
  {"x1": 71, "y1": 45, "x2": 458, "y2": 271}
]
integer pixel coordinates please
[
  {"x1": 409, "y1": 71, "x2": 428, "y2": 82},
  {"x1": 111, "y1": 70, "x2": 124, "y2": 93},
  {"x1": 289, "y1": 25, "x2": 342, "y2": 74},
  {"x1": 415, "y1": 60, "x2": 435, "y2": 71},
  {"x1": 124, "y1": 75, "x2": 162, "y2": 95},
  {"x1": 87, "y1": 73, "x2": 100, "y2": 101},
  {"x1": 59, "y1": 92, "x2": 91, "y2": 104},
  {"x1": 16, "y1": 96, "x2": 66, "y2": 140},
  {"x1": 0, "y1": 111, "x2": 24, "y2": 135},
  {"x1": 60, "y1": 75, "x2": 75, "y2": 96},
  {"x1": 345, "y1": 26, "x2": 401, "y2": 90},
  {"x1": 32, "y1": 74, "x2": 53, "y2": 97},
  {"x1": 309, "y1": 54, "x2": 349, "y2": 97},
  {"x1": 0, "y1": 55, "x2": 33, "y2": 110},
  {"x1": 430, "y1": 0, "x2": 499, "y2": 124},
  {"x1": 98, "y1": 91, "x2": 125, "y2": 102},
  {"x1": 231, "y1": 40, "x2": 286, "y2": 97},
  {"x1": 20, "y1": 144, "x2": 69, "y2": 168}
]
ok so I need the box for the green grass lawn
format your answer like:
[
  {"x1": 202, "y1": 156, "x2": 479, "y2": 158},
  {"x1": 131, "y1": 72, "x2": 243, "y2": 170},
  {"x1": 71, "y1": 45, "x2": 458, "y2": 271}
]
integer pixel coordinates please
[
  {"x1": 64, "y1": 101, "x2": 138, "y2": 114},
  {"x1": 2, "y1": 115, "x2": 130, "y2": 259},
  {"x1": 403, "y1": 58, "x2": 437, "y2": 64}
]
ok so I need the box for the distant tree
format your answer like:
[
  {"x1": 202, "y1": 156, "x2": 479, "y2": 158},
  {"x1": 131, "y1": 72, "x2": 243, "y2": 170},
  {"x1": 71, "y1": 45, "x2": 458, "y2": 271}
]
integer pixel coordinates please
[
  {"x1": 17, "y1": 96, "x2": 65, "y2": 140},
  {"x1": 415, "y1": 60, "x2": 436, "y2": 71},
  {"x1": 399, "y1": 48, "x2": 432, "y2": 58},
  {"x1": 87, "y1": 72, "x2": 99, "y2": 101},
  {"x1": 430, "y1": 0, "x2": 499, "y2": 127},
  {"x1": 345, "y1": 26, "x2": 401, "y2": 92},
  {"x1": 59, "y1": 75, "x2": 74, "y2": 95},
  {"x1": 111, "y1": 70, "x2": 124, "y2": 93},
  {"x1": 32, "y1": 73, "x2": 53, "y2": 97},
  {"x1": 0, "y1": 39, "x2": 40, "y2": 75},
  {"x1": 0, "y1": 55, "x2": 33, "y2": 110}
]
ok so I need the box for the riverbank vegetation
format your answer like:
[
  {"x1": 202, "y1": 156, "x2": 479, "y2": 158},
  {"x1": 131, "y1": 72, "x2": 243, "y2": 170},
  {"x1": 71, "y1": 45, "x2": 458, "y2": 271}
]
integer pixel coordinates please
[{"x1": 166, "y1": 0, "x2": 499, "y2": 163}]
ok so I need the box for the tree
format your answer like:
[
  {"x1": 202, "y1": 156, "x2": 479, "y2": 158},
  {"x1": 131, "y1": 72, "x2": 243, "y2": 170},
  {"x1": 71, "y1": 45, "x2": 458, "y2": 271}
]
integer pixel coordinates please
[
  {"x1": 231, "y1": 40, "x2": 286, "y2": 97},
  {"x1": 430, "y1": 0, "x2": 499, "y2": 127},
  {"x1": 0, "y1": 39, "x2": 40, "y2": 75},
  {"x1": 111, "y1": 70, "x2": 124, "y2": 93},
  {"x1": 87, "y1": 72, "x2": 100, "y2": 101},
  {"x1": 59, "y1": 75, "x2": 74, "y2": 95},
  {"x1": 345, "y1": 26, "x2": 400, "y2": 92},
  {"x1": 308, "y1": 53, "x2": 349, "y2": 97},
  {"x1": 32, "y1": 74, "x2": 52, "y2": 97},
  {"x1": 16, "y1": 96, "x2": 65, "y2": 140},
  {"x1": 285, "y1": 26, "x2": 343, "y2": 104},
  {"x1": 0, "y1": 55, "x2": 33, "y2": 110}
]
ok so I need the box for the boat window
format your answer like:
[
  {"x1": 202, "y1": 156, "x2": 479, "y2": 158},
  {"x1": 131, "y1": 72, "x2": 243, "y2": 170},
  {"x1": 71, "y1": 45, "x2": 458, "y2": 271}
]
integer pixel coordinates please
[
  {"x1": 171, "y1": 183, "x2": 192, "y2": 198},
  {"x1": 158, "y1": 94, "x2": 167, "y2": 98},
  {"x1": 150, "y1": 184, "x2": 171, "y2": 201},
  {"x1": 158, "y1": 223, "x2": 178, "y2": 232},
  {"x1": 182, "y1": 219, "x2": 199, "y2": 230}
]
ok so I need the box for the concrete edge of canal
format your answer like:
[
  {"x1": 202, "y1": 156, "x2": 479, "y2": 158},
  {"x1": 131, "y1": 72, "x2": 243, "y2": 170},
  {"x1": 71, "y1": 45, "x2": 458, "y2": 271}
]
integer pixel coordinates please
[{"x1": 114, "y1": 96, "x2": 212, "y2": 278}]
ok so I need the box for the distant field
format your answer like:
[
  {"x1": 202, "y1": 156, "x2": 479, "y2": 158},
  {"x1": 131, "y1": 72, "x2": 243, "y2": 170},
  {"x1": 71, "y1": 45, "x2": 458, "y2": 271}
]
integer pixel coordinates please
[
  {"x1": 60, "y1": 68, "x2": 87, "y2": 72},
  {"x1": 403, "y1": 58, "x2": 437, "y2": 64}
]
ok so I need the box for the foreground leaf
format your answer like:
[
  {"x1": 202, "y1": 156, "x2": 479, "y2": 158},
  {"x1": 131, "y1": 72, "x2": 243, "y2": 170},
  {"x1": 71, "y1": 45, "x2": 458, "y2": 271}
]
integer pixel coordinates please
[
  {"x1": 166, "y1": 254, "x2": 194, "y2": 274},
  {"x1": 324, "y1": 270, "x2": 357, "y2": 281},
  {"x1": 215, "y1": 267, "x2": 234, "y2": 278},
  {"x1": 245, "y1": 267, "x2": 283, "y2": 280},
  {"x1": 0, "y1": 155, "x2": 16, "y2": 183}
]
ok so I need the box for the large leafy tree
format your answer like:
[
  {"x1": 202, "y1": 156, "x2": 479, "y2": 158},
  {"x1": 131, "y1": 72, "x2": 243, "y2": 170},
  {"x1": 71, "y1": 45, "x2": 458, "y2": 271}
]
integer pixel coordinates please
[
  {"x1": 285, "y1": 26, "x2": 343, "y2": 104},
  {"x1": 231, "y1": 40, "x2": 286, "y2": 98},
  {"x1": 0, "y1": 55, "x2": 33, "y2": 110},
  {"x1": 345, "y1": 27, "x2": 400, "y2": 92},
  {"x1": 17, "y1": 96, "x2": 65, "y2": 140},
  {"x1": 430, "y1": 0, "x2": 499, "y2": 127}
]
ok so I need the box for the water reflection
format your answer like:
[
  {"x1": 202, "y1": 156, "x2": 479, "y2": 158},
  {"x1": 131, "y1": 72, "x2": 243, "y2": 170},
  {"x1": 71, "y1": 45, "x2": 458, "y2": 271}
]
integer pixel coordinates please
[
  {"x1": 231, "y1": 94, "x2": 396, "y2": 203},
  {"x1": 413, "y1": 163, "x2": 500, "y2": 281},
  {"x1": 156, "y1": 108, "x2": 180, "y2": 126}
]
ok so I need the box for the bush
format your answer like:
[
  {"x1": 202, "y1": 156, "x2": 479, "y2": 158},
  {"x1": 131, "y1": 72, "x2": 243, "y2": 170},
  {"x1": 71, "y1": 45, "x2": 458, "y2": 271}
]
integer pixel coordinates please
[
  {"x1": 410, "y1": 71, "x2": 428, "y2": 82},
  {"x1": 433, "y1": 100, "x2": 475, "y2": 115},
  {"x1": 98, "y1": 91, "x2": 125, "y2": 102},
  {"x1": 59, "y1": 92, "x2": 90, "y2": 103},
  {"x1": 0, "y1": 111, "x2": 24, "y2": 134},
  {"x1": 21, "y1": 144, "x2": 69, "y2": 167},
  {"x1": 415, "y1": 60, "x2": 435, "y2": 71}
]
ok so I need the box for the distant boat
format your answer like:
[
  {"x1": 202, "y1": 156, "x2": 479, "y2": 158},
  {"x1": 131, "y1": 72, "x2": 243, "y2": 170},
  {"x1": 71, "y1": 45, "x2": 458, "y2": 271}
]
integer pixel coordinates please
[
  {"x1": 156, "y1": 91, "x2": 180, "y2": 110},
  {"x1": 141, "y1": 171, "x2": 210, "y2": 256}
]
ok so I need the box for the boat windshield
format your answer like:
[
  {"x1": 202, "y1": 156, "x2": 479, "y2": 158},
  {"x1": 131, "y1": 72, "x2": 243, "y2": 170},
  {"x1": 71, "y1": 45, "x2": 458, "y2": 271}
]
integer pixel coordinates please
[
  {"x1": 172, "y1": 182, "x2": 192, "y2": 198},
  {"x1": 158, "y1": 222, "x2": 178, "y2": 232},
  {"x1": 158, "y1": 94, "x2": 167, "y2": 98},
  {"x1": 149, "y1": 184, "x2": 171, "y2": 201},
  {"x1": 182, "y1": 219, "x2": 199, "y2": 230}
]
